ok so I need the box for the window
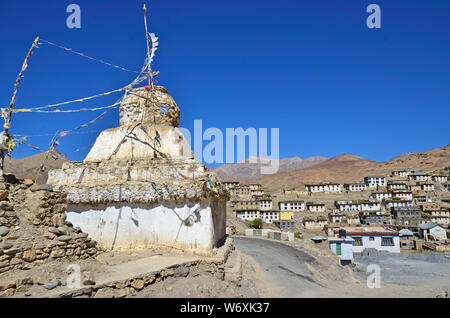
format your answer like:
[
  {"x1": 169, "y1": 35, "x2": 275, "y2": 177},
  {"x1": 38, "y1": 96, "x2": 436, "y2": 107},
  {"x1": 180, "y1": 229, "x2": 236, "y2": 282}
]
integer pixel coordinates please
[
  {"x1": 369, "y1": 237, "x2": 375, "y2": 241},
  {"x1": 382, "y1": 237, "x2": 394, "y2": 246},
  {"x1": 353, "y1": 237, "x2": 362, "y2": 246}
]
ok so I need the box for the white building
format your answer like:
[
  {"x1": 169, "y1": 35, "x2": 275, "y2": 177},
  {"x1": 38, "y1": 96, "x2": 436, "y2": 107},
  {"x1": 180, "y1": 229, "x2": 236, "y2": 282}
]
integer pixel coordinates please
[
  {"x1": 430, "y1": 210, "x2": 450, "y2": 226},
  {"x1": 306, "y1": 184, "x2": 342, "y2": 193},
  {"x1": 307, "y1": 203, "x2": 326, "y2": 213},
  {"x1": 419, "y1": 222, "x2": 447, "y2": 241},
  {"x1": 392, "y1": 170, "x2": 408, "y2": 178},
  {"x1": 328, "y1": 237, "x2": 354, "y2": 265},
  {"x1": 408, "y1": 174, "x2": 430, "y2": 182},
  {"x1": 388, "y1": 182, "x2": 407, "y2": 190},
  {"x1": 370, "y1": 192, "x2": 392, "y2": 201},
  {"x1": 222, "y1": 181, "x2": 240, "y2": 190},
  {"x1": 364, "y1": 176, "x2": 386, "y2": 188},
  {"x1": 234, "y1": 209, "x2": 261, "y2": 222},
  {"x1": 344, "y1": 183, "x2": 367, "y2": 192},
  {"x1": 337, "y1": 202, "x2": 361, "y2": 212},
  {"x1": 392, "y1": 191, "x2": 413, "y2": 201},
  {"x1": 360, "y1": 201, "x2": 381, "y2": 211},
  {"x1": 385, "y1": 200, "x2": 413, "y2": 210},
  {"x1": 421, "y1": 184, "x2": 435, "y2": 192},
  {"x1": 278, "y1": 200, "x2": 305, "y2": 212},
  {"x1": 258, "y1": 198, "x2": 273, "y2": 211},
  {"x1": 334, "y1": 227, "x2": 400, "y2": 253},
  {"x1": 432, "y1": 175, "x2": 448, "y2": 183},
  {"x1": 260, "y1": 210, "x2": 280, "y2": 224}
]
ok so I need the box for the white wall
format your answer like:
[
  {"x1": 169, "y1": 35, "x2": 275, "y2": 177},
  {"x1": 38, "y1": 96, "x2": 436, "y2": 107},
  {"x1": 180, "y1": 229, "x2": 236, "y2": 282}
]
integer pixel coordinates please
[{"x1": 66, "y1": 199, "x2": 226, "y2": 253}]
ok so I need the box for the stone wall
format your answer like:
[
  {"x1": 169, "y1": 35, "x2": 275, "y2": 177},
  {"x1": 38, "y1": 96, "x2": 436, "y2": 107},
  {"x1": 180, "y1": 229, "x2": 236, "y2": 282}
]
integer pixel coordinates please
[{"x1": 0, "y1": 176, "x2": 100, "y2": 274}]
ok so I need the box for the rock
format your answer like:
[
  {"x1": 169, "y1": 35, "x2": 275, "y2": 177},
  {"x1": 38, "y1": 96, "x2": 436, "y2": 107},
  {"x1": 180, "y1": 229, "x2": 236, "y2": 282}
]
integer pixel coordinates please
[
  {"x1": 37, "y1": 184, "x2": 53, "y2": 191},
  {"x1": 44, "y1": 282, "x2": 58, "y2": 290},
  {"x1": 57, "y1": 226, "x2": 69, "y2": 235},
  {"x1": 145, "y1": 276, "x2": 156, "y2": 284},
  {"x1": 2, "y1": 288, "x2": 15, "y2": 297},
  {"x1": 114, "y1": 288, "x2": 133, "y2": 298},
  {"x1": 0, "y1": 281, "x2": 16, "y2": 291},
  {"x1": 58, "y1": 235, "x2": 72, "y2": 242},
  {"x1": 94, "y1": 288, "x2": 115, "y2": 298},
  {"x1": 83, "y1": 279, "x2": 96, "y2": 286},
  {"x1": 21, "y1": 179, "x2": 34, "y2": 186},
  {"x1": 15, "y1": 285, "x2": 27, "y2": 292},
  {"x1": 52, "y1": 214, "x2": 65, "y2": 228},
  {"x1": 0, "y1": 191, "x2": 8, "y2": 201},
  {"x1": 130, "y1": 280, "x2": 145, "y2": 290},
  {"x1": 4, "y1": 247, "x2": 20, "y2": 255},
  {"x1": 48, "y1": 227, "x2": 60, "y2": 235},
  {"x1": 174, "y1": 266, "x2": 190, "y2": 278},
  {"x1": 22, "y1": 250, "x2": 36, "y2": 262},
  {"x1": 0, "y1": 226, "x2": 9, "y2": 237}
]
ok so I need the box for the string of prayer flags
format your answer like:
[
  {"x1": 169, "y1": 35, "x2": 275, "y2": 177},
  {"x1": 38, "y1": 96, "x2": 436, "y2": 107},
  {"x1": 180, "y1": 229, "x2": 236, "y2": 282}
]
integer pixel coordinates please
[{"x1": 149, "y1": 33, "x2": 159, "y2": 64}]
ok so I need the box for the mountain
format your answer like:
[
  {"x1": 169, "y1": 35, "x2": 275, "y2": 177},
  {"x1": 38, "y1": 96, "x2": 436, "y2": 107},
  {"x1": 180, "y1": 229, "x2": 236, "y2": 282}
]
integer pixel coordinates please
[
  {"x1": 243, "y1": 145, "x2": 450, "y2": 190},
  {"x1": 3, "y1": 149, "x2": 69, "y2": 184},
  {"x1": 212, "y1": 155, "x2": 328, "y2": 181}
]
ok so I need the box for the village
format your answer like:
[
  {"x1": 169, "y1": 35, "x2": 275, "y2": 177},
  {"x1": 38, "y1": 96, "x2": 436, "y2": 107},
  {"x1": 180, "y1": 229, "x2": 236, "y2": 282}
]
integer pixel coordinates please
[{"x1": 225, "y1": 168, "x2": 450, "y2": 265}]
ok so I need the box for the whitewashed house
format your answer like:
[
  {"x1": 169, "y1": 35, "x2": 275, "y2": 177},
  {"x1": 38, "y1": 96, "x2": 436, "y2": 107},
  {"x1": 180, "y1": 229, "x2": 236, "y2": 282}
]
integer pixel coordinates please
[
  {"x1": 333, "y1": 227, "x2": 400, "y2": 254},
  {"x1": 392, "y1": 170, "x2": 409, "y2": 178},
  {"x1": 278, "y1": 200, "x2": 305, "y2": 212},
  {"x1": 388, "y1": 182, "x2": 407, "y2": 190},
  {"x1": 370, "y1": 192, "x2": 392, "y2": 201},
  {"x1": 329, "y1": 237, "x2": 354, "y2": 265},
  {"x1": 392, "y1": 191, "x2": 413, "y2": 201},
  {"x1": 234, "y1": 209, "x2": 261, "y2": 222},
  {"x1": 360, "y1": 201, "x2": 381, "y2": 211},
  {"x1": 307, "y1": 203, "x2": 326, "y2": 213},
  {"x1": 305, "y1": 184, "x2": 325, "y2": 193},
  {"x1": 364, "y1": 176, "x2": 386, "y2": 188},
  {"x1": 337, "y1": 202, "x2": 361, "y2": 212},
  {"x1": 258, "y1": 198, "x2": 273, "y2": 211},
  {"x1": 408, "y1": 174, "x2": 430, "y2": 182},
  {"x1": 385, "y1": 200, "x2": 414, "y2": 210},
  {"x1": 344, "y1": 183, "x2": 367, "y2": 192},
  {"x1": 222, "y1": 181, "x2": 240, "y2": 190},
  {"x1": 432, "y1": 175, "x2": 448, "y2": 183},
  {"x1": 419, "y1": 222, "x2": 447, "y2": 241},
  {"x1": 260, "y1": 210, "x2": 280, "y2": 224},
  {"x1": 430, "y1": 210, "x2": 450, "y2": 226},
  {"x1": 421, "y1": 183, "x2": 435, "y2": 192}
]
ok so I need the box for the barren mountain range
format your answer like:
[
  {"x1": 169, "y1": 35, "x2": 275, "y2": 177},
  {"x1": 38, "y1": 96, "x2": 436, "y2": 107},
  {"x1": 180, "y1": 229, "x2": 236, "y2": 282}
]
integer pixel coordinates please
[
  {"x1": 213, "y1": 144, "x2": 450, "y2": 190},
  {"x1": 3, "y1": 149, "x2": 68, "y2": 184}
]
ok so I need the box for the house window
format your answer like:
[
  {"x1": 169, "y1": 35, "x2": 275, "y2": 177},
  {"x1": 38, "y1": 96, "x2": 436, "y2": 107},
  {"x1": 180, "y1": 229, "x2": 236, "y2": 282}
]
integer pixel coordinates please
[
  {"x1": 353, "y1": 237, "x2": 362, "y2": 246},
  {"x1": 382, "y1": 237, "x2": 394, "y2": 246},
  {"x1": 369, "y1": 237, "x2": 375, "y2": 241}
]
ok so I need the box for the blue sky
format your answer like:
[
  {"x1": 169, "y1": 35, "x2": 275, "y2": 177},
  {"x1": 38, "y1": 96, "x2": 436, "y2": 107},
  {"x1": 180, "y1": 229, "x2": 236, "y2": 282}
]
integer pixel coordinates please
[{"x1": 1, "y1": 0, "x2": 449, "y2": 167}]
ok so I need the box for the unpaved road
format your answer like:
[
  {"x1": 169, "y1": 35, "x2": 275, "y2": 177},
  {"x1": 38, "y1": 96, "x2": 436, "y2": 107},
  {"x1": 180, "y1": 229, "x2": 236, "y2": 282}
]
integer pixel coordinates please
[{"x1": 233, "y1": 236, "x2": 333, "y2": 297}]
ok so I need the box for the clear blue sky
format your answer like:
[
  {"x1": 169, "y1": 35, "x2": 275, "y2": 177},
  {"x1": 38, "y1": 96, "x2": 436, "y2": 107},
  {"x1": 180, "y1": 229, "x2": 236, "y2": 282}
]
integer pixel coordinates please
[{"x1": 1, "y1": 0, "x2": 449, "y2": 167}]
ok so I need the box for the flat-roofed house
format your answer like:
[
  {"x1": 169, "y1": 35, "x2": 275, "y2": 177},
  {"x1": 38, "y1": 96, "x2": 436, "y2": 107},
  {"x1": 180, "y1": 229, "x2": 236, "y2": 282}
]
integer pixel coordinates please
[
  {"x1": 360, "y1": 201, "x2": 381, "y2": 211},
  {"x1": 333, "y1": 227, "x2": 400, "y2": 253},
  {"x1": 370, "y1": 192, "x2": 392, "y2": 201},
  {"x1": 260, "y1": 210, "x2": 280, "y2": 224},
  {"x1": 234, "y1": 209, "x2": 261, "y2": 222},
  {"x1": 222, "y1": 181, "x2": 240, "y2": 190},
  {"x1": 429, "y1": 210, "x2": 450, "y2": 225},
  {"x1": 421, "y1": 183, "x2": 435, "y2": 192},
  {"x1": 392, "y1": 191, "x2": 413, "y2": 201},
  {"x1": 432, "y1": 175, "x2": 448, "y2": 183},
  {"x1": 306, "y1": 184, "x2": 342, "y2": 193},
  {"x1": 329, "y1": 237, "x2": 354, "y2": 265},
  {"x1": 408, "y1": 184, "x2": 422, "y2": 192},
  {"x1": 258, "y1": 197, "x2": 273, "y2": 211},
  {"x1": 408, "y1": 174, "x2": 430, "y2": 182},
  {"x1": 278, "y1": 200, "x2": 305, "y2": 212},
  {"x1": 391, "y1": 207, "x2": 422, "y2": 226},
  {"x1": 419, "y1": 222, "x2": 447, "y2": 241},
  {"x1": 336, "y1": 202, "x2": 361, "y2": 212},
  {"x1": 388, "y1": 182, "x2": 407, "y2": 190},
  {"x1": 364, "y1": 176, "x2": 386, "y2": 188},
  {"x1": 392, "y1": 170, "x2": 409, "y2": 178},
  {"x1": 249, "y1": 183, "x2": 262, "y2": 191},
  {"x1": 307, "y1": 203, "x2": 326, "y2": 213},
  {"x1": 385, "y1": 199, "x2": 413, "y2": 210},
  {"x1": 359, "y1": 211, "x2": 391, "y2": 225},
  {"x1": 344, "y1": 183, "x2": 367, "y2": 192}
]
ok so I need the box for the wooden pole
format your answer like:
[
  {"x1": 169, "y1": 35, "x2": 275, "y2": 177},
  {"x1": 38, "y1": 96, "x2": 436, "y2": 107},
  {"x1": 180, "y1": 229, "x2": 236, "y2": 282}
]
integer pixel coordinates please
[
  {"x1": 143, "y1": 4, "x2": 158, "y2": 158},
  {"x1": 0, "y1": 36, "x2": 39, "y2": 177}
]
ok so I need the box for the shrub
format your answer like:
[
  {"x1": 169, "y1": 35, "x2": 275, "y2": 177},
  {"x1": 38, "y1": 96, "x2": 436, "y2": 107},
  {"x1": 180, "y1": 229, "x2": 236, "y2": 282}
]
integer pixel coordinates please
[{"x1": 249, "y1": 218, "x2": 263, "y2": 229}]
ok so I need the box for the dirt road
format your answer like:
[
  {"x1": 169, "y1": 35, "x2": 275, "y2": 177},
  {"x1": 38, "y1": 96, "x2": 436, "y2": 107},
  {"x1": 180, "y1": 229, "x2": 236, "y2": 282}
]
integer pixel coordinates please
[{"x1": 233, "y1": 236, "x2": 334, "y2": 297}]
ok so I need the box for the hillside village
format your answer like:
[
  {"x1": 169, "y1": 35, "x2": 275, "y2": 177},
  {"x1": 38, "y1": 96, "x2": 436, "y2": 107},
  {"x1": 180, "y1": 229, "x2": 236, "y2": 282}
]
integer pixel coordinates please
[{"x1": 224, "y1": 167, "x2": 450, "y2": 264}]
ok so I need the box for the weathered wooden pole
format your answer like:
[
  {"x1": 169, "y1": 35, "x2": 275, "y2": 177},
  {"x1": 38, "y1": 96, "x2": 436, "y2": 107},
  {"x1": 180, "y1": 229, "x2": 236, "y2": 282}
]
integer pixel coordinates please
[{"x1": 0, "y1": 36, "x2": 39, "y2": 177}]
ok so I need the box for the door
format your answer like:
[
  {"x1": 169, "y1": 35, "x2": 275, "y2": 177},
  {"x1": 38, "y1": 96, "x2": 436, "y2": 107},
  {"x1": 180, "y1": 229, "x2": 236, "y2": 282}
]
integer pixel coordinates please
[{"x1": 336, "y1": 243, "x2": 342, "y2": 255}]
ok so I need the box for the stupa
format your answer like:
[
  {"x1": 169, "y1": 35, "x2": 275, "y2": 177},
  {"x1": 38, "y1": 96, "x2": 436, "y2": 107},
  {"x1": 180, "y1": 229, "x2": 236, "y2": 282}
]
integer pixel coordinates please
[{"x1": 47, "y1": 85, "x2": 228, "y2": 253}]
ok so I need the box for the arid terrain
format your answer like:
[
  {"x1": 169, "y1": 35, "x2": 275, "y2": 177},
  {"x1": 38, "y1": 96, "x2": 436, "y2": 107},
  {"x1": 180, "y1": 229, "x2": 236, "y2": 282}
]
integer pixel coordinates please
[{"x1": 213, "y1": 144, "x2": 450, "y2": 190}]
